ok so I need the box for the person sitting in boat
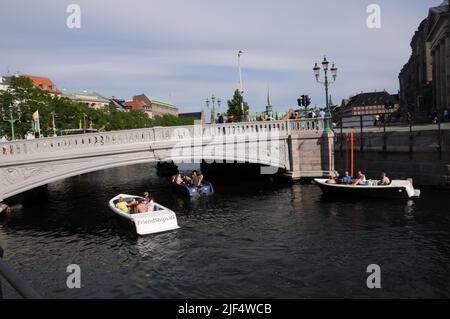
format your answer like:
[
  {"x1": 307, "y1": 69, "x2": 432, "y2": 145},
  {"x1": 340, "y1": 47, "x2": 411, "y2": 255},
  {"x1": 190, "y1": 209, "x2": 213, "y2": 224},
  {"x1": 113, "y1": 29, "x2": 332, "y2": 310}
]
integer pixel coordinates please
[
  {"x1": 116, "y1": 197, "x2": 129, "y2": 213},
  {"x1": 353, "y1": 171, "x2": 367, "y2": 186},
  {"x1": 136, "y1": 199, "x2": 148, "y2": 214},
  {"x1": 191, "y1": 170, "x2": 204, "y2": 187},
  {"x1": 341, "y1": 171, "x2": 353, "y2": 184},
  {"x1": 378, "y1": 172, "x2": 391, "y2": 186},
  {"x1": 144, "y1": 192, "x2": 155, "y2": 212},
  {"x1": 325, "y1": 172, "x2": 338, "y2": 184},
  {"x1": 183, "y1": 176, "x2": 192, "y2": 184},
  {"x1": 175, "y1": 174, "x2": 185, "y2": 185}
]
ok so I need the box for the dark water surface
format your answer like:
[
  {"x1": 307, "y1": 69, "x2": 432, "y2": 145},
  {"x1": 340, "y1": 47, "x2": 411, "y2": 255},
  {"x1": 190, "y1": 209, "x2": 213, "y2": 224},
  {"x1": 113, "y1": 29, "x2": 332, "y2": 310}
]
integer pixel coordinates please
[{"x1": 1, "y1": 164, "x2": 450, "y2": 298}]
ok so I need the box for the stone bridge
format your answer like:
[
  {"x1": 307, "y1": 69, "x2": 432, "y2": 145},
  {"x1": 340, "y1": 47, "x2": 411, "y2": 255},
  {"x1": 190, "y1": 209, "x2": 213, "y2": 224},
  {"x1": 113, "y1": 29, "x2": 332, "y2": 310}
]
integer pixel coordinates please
[{"x1": 0, "y1": 119, "x2": 334, "y2": 201}]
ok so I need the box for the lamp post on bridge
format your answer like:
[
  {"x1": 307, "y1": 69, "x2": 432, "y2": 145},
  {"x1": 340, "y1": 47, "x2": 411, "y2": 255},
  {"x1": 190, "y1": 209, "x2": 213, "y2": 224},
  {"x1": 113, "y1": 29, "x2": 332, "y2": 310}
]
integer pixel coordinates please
[
  {"x1": 313, "y1": 57, "x2": 338, "y2": 133},
  {"x1": 238, "y1": 50, "x2": 246, "y2": 122},
  {"x1": 1, "y1": 102, "x2": 21, "y2": 141},
  {"x1": 206, "y1": 95, "x2": 221, "y2": 124}
]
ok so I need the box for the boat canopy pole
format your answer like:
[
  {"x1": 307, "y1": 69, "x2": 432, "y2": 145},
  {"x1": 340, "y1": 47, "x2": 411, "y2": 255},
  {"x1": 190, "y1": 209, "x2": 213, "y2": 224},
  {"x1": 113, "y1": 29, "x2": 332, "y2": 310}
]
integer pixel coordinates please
[
  {"x1": 351, "y1": 131, "x2": 354, "y2": 178},
  {"x1": 345, "y1": 133, "x2": 349, "y2": 173}
]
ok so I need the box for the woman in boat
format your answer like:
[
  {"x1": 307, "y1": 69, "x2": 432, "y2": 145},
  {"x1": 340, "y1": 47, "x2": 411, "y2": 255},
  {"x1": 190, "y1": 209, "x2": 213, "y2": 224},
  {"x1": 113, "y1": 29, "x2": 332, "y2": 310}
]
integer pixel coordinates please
[
  {"x1": 353, "y1": 171, "x2": 367, "y2": 186},
  {"x1": 172, "y1": 174, "x2": 185, "y2": 185},
  {"x1": 144, "y1": 193, "x2": 155, "y2": 212},
  {"x1": 378, "y1": 172, "x2": 391, "y2": 186}
]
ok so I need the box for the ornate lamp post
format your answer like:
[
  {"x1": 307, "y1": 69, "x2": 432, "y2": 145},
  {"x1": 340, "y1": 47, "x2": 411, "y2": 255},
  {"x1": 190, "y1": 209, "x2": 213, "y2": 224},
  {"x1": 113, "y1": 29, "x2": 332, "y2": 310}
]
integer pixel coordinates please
[
  {"x1": 206, "y1": 95, "x2": 221, "y2": 124},
  {"x1": 2, "y1": 101, "x2": 21, "y2": 141},
  {"x1": 313, "y1": 57, "x2": 338, "y2": 133},
  {"x1": 238, "y1": 50, "x2": 245, "y2": 122}
]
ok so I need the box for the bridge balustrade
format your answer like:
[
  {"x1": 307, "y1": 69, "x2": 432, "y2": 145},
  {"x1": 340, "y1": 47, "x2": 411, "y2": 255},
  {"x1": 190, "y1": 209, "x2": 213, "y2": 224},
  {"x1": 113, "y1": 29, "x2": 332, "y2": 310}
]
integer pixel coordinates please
[{"x1": 0, "y1": 119, "x2": 322, "y2": 158}]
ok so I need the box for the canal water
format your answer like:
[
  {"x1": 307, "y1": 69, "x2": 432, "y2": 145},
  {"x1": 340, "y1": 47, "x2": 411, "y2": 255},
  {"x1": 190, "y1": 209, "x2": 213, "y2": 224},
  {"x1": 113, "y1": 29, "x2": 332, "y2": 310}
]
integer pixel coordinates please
[{"x1": 1, "y1": 163, "x2": 450, "y2": 298}]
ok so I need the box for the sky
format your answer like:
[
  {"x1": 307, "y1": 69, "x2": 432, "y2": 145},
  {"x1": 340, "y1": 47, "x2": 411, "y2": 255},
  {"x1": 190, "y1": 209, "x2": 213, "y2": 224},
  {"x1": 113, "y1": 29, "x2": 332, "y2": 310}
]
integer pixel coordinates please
[{"x1": 0, "y1": 0, "x2": 444, "y2": 114}]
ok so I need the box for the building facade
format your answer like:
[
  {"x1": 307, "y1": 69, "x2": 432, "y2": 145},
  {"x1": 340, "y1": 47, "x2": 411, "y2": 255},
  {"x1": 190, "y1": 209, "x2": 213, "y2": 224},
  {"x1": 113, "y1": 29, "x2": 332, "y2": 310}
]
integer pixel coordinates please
[
  {"x1": 399, "y1": 1, "x2": 449, "y2": 118},
  {"x1": 399, "y1": 19, "x2": 433, "y2": 117},
  {"x1": 426, "y1": 1, "x2": 450, "y2": 114},
  {"x1": 61, "y1": 90, "x2": 110, "y2": 109},
  {"x1": 179, "y1": 111, "x2": 205, "y2": 124},
  {"x1": 125, "y1": 94, "x2": 178, "y2": 118},
  {"x1": 338, "y1": 91, "x2": 400, "y2": 128}
]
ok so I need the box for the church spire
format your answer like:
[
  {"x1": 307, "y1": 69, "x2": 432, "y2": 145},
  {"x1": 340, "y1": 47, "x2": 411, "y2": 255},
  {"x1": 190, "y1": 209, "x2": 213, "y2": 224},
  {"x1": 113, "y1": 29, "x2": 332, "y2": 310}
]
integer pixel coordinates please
[{"x1": 266, "y1": 86, "x2": 273, "y2": 116}]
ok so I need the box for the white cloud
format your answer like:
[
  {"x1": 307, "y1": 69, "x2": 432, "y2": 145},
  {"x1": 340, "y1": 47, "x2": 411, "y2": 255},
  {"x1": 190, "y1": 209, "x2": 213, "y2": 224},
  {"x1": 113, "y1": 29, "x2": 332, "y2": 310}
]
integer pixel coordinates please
[{"x1": 0, "y1": 0, "x2": 444, "y2": 112}]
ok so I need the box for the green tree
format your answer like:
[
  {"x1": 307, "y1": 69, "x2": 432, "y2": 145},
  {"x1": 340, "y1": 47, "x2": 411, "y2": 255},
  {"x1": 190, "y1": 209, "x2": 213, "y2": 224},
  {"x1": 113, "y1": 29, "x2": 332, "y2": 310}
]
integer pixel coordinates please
[
  {"x1": 0, "y1": 78, "x2": 198, "y2": 139},
  {"x1": 152, "y1": 114, "x2": 196, "y2": 127},
  {"x1": 227, "y1": 89, "x2": 249, "y2": 122}
]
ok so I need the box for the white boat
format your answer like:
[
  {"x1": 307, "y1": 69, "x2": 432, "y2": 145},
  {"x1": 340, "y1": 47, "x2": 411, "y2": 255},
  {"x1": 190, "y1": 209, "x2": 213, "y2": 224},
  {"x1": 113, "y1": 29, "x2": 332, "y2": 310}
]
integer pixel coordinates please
[
  {"x1": 313, "y1": 179, "x2": 421, "y2": 199},
  {"x1": 108, "y1": 194, "x2": 180, "y2": 235}
]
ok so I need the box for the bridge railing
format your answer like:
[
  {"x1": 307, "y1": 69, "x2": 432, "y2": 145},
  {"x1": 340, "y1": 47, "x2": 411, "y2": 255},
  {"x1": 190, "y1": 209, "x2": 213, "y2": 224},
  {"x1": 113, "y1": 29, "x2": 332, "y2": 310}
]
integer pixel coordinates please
[{"x1": 0, "y1": 119, "x2": 323, "y2": 158}]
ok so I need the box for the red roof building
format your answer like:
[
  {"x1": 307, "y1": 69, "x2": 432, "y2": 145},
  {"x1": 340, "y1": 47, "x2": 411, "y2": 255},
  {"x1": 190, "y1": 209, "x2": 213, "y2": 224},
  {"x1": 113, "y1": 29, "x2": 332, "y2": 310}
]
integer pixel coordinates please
[
  {"x1": 125, "y1": 94, "x2": 178, "y2": 118},
  {"x1": 18, "y1": 74, "x2": 62, "y2": 95}
]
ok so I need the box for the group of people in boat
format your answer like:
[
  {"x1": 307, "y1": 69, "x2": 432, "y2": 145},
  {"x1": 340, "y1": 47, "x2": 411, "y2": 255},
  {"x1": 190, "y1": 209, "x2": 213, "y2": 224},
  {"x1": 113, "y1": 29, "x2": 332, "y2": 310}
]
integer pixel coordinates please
[
  {"x1": 115, "y1": 192, "x2": 156, "y2": 214},
  {"x1": 172, "y1": 170, "x2": 204, "y2": 187},
  {"x1": 326, "y1": 171, "x2": 391, "y2": 186}
]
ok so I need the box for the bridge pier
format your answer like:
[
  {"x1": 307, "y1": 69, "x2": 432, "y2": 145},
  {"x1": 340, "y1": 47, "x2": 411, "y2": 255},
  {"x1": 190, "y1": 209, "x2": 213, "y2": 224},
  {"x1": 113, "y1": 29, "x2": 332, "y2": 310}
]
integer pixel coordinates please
[{"x1": 285, "y1": 132, "x2": 335, "y2": 180}]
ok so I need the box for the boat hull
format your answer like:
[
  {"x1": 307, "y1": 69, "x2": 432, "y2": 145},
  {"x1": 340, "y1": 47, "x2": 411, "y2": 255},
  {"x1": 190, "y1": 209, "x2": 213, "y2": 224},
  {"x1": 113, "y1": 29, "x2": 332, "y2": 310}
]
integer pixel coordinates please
[
  {"x1": 313, "y1": 179, "x2": 421, "y2": 199},
  {"x1": 108, "y1": 194, "x2": 180, "y2": 235}
]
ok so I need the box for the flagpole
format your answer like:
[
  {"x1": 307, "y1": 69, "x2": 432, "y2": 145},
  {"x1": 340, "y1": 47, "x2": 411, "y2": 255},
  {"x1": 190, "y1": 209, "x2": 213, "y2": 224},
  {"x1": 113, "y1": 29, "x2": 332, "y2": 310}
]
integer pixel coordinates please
[
  {"x1": 37, "y1": 111, "x2": 41, "y2": 138},
  {"x1": 51, "y1": 112, "x2": 57, "y2": 137}
]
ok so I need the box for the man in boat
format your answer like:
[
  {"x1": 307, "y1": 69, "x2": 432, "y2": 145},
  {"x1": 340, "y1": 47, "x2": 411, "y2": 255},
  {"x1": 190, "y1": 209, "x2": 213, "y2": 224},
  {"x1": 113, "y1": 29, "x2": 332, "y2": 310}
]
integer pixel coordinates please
[
  {"x1": 353, "y1": 171, "x2": 367, "y2": 186},
  {"x1": 136, "y1": 199, "x2": 148, "y2": 214},
  {"x1": 378, "y1": 172, "x2": 391, "y2": 186},
  {"x1": 116, "y1": 197, "x2": 129, "y2": 213},
  {"x1": 341, "y1": 171, "x2": 353, "y2": 184},
  {"x1": 191, "y1": 170, "x2": 204, "y2": 187}
]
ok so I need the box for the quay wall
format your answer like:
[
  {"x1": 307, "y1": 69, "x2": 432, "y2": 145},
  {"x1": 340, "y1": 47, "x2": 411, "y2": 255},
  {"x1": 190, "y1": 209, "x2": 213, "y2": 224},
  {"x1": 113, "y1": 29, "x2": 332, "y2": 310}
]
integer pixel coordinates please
[{"x1": 334, "y1": 129, "x2": 450, "y2": 188}]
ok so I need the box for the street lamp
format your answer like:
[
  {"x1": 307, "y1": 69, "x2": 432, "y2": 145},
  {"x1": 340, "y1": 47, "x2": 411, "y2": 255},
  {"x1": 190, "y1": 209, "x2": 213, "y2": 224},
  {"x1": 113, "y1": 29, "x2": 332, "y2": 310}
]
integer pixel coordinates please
[
  {"x1": 83, "y1": 113, "x2": 87, "y2": 132},
  {"x1": 206, "y1": 94, "x2": 221, "y2": 124},
  {"x1": 313, "y1": 57, "x2": 338, "y2": 133},
  {"x1": 1, "y1": 101, "x2": 21, "y2": 141},
  {"x1": 238, "y1": 50, "x2": 245, "y2": 122}
]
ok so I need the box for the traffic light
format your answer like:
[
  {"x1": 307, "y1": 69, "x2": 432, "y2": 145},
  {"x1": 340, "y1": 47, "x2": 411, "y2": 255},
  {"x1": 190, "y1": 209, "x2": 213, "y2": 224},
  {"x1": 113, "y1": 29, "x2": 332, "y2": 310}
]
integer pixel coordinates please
[
  {"x1": 305, "y1": 96, "x2": 311, "y2": 107},
  {"x1": 297, "y1": 95, "x2": 311, "y2": 107}
]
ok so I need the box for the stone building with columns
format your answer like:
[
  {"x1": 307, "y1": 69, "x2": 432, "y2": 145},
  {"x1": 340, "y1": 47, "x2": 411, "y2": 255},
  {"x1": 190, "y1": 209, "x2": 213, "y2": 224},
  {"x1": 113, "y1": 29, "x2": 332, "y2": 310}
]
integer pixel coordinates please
[
  {"x1": 399, "y1": 19, "x2": 433, "y2": 118},
  {"x1": 399, "y1": 1, "x2": 449, "y2": 118},
  {"x1": 426, "y1": 0, "x2": 450, "y2": 114}
]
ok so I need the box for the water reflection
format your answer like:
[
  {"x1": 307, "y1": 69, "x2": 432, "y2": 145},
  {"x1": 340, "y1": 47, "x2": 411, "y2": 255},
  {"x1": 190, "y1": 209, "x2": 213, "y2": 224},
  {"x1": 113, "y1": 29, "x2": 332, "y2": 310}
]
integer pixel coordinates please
[{"x1": 0, "y1": 163, "x2": 449, "y2": 298}]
